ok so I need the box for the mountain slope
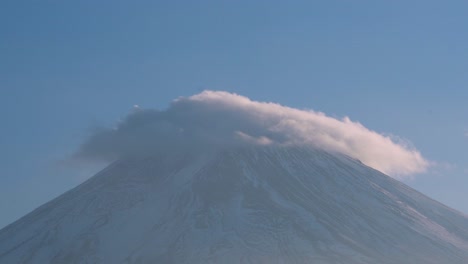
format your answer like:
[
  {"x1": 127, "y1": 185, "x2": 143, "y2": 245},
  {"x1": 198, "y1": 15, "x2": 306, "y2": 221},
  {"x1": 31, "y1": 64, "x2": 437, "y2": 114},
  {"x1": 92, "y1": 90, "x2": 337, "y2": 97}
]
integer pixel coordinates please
[{"x1": 1, "y1": 146, "x2": 467, "y2": 263}]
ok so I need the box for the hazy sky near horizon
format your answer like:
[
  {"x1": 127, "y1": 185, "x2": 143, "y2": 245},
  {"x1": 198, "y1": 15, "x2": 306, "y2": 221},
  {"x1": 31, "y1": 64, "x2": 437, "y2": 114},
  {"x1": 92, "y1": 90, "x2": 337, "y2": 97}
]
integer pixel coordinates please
[{"x1": 1, "y1": 0, "x2": 468, "y2": 229}]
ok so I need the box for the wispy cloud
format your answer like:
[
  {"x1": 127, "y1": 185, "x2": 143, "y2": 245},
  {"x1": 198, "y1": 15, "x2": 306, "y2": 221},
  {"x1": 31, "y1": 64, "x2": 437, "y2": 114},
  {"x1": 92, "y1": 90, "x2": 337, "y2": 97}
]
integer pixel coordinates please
[{"x1": 75, "y1": 91, "x2": 429, "y2": 179}]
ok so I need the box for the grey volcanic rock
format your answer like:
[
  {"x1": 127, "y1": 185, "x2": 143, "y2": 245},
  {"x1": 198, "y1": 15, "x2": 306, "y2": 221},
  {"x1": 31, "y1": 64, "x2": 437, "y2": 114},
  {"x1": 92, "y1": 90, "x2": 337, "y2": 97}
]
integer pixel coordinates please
[{"x1": 1, "y1": 146, "x2": 468, "y2": 263}]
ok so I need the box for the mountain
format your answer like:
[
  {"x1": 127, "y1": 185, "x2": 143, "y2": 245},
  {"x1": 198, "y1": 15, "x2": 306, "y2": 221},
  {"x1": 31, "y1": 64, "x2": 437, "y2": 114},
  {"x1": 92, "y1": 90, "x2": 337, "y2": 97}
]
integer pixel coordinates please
[{"x1": 1, "y1": 146, "x2": 468, "y2": 263}]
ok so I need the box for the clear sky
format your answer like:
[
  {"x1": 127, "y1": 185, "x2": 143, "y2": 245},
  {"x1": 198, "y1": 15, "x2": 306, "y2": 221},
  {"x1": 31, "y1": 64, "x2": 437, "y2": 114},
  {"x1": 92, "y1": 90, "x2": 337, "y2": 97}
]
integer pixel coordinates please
[{"x1": 1, "y1": 0, "x2": 468, "y2": 229}]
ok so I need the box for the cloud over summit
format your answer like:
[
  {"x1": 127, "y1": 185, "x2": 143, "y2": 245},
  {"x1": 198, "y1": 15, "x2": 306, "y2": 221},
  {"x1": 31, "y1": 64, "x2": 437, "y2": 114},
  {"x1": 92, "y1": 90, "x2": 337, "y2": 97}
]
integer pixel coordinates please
[{"x1": 76, "y1": 91, "x2": 429, "y2": 178}]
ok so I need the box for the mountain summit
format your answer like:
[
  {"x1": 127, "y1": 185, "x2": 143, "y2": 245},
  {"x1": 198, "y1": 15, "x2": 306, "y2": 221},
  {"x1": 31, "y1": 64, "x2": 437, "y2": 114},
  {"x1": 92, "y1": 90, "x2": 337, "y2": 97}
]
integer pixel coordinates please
[{"x1": 1, "y1": 146, "x2": 467, "y2": 263}]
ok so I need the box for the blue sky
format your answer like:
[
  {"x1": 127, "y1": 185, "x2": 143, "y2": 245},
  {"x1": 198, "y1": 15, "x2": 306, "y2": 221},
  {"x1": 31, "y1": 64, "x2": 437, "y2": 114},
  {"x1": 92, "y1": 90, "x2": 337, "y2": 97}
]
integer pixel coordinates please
[{"x1": 1, "y1": 0, "x2": 468, "y2": 228}]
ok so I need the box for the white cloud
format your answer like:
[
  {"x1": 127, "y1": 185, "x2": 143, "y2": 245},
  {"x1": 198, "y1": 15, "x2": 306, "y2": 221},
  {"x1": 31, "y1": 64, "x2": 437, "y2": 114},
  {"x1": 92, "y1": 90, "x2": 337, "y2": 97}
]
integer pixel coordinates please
[{"x1": 75, "y1": 91, "x2": 429, "y2": 178}]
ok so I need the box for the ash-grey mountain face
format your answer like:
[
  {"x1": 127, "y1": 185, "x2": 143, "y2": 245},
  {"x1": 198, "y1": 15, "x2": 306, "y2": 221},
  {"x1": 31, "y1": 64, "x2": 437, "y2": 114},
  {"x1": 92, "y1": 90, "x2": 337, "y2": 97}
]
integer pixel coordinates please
[{"x1": 1, "y1": 146, "x2": 468, "y2": 264}]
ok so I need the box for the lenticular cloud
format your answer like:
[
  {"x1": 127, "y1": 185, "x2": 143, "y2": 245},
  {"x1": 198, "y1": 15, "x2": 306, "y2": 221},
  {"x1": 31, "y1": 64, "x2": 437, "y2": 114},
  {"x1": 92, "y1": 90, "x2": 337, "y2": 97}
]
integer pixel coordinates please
[{"x1": 76, "y1": 91, "x2": 429, "y2": 178}]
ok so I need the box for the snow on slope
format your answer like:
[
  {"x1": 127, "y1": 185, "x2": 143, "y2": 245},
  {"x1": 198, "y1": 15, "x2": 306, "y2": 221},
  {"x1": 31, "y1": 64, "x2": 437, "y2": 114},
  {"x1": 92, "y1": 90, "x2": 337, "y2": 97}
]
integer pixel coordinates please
[{"x1": 0, "y1": 146, "x2": 467, "y2": 264}]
